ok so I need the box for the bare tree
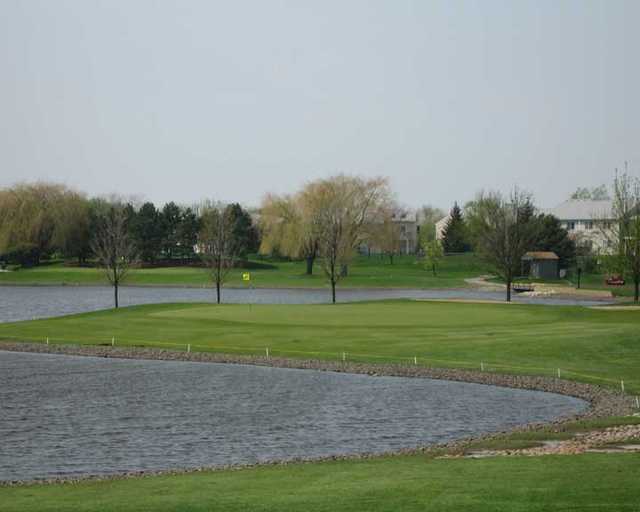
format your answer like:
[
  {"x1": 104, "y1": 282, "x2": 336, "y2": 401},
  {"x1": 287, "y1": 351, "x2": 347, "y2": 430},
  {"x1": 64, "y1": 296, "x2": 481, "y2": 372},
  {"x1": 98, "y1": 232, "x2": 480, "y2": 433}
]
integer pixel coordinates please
[
  {"x1": 371, "y1": 206, "x2": 402, "y2": 264},
  {"x1": 466, "y1": 189, "x2": 536, "y2": 302},
  {"x1": 600, "y1": 167, "x2": 640, "y2": 301},
  {"x1": 91, "y1": 205, "x2": 136, "y2": 308},
  {"x1": 199, "y1": 205, "x2": 239, "y2": 304},
  {"x1": 315, "y1": 175, "x2": 391, "y2": 303}
]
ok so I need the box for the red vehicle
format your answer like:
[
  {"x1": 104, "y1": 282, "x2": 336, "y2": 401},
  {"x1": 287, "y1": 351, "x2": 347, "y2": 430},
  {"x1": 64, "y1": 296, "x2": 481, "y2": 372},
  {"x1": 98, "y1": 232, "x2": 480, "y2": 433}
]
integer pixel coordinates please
[{"x1": 606, "y1": 275, "x2": 625, "y2": 286}]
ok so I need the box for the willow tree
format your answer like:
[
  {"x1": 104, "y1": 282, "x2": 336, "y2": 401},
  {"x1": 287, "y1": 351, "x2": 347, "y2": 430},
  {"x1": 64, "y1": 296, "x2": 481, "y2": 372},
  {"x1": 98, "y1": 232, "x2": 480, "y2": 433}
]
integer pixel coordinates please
[
  {"x1": 259, "y1": 188, "x2": 322, "y2": 275},
  {"x1": 0, "y1": 182, "x2": 89, "y2": 265},
  {"x1": 314, "y1": 175, "x2": 391, "y2": 303}
]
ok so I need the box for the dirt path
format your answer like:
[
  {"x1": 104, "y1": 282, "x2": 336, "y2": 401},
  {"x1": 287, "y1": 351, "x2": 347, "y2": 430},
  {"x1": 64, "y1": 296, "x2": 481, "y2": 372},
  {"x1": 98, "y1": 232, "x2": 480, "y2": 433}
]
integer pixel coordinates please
[
  {"x1": 465, "y1": 275, "x2": 613, "y2": 300},
  {"x1": 455, "y1": 424, "x2": 640, "y2": 459}
]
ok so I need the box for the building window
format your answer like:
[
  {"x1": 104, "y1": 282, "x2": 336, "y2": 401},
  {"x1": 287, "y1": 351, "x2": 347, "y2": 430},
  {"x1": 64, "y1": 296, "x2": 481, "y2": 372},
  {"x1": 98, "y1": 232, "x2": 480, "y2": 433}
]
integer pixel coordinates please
[
  {"x1": 567, "y1": 221, "x2": 575, "y2": 231},
  {"x1": 585, "y1": 221, "x2": 593, "y2": 230}
]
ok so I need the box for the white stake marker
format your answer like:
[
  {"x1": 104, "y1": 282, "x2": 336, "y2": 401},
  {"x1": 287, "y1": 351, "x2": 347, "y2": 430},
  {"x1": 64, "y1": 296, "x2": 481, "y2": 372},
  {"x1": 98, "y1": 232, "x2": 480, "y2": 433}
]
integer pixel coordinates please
[
  {"x1": 342, "y1": 351, "x2": 346, "y2": 362},
  {"x1": 414, "y1": 356, "x2": 418, "y2": 366},
  {"x1": 187, "y1": 344, "x2": 191, "y2": 353},
  {"x1": 557, "y1": 368, "x2": 561, "y2": 378},
  {"x1": 112, "y1": 336, "x2": 115, "y2": 347},
  {"x1": 621, "y1": 380, "x2": 625, "y2": 393},
  {"x1": 266, "y1": 347, "x2": 269, "y2": 358},
  {"x1": 481, "y1": 362, "x2": 484, "y2": 372}
]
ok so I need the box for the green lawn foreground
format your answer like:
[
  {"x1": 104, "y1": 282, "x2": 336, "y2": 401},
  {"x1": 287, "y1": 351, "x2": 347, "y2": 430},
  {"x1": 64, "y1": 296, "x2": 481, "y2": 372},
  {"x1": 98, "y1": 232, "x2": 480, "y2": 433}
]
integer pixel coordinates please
[
  {"x1": 2, "y1": 300, "x2": 640, "y2": 511},
  {"x1": 0, "y1": 254, "x2": 485, "y2": 289},
  {"x1": 1, "y1": 453, "x2": 638, "y2": 512},
  {"x1": 1, "y1": 300, "x2": 639, "y2": 393}
]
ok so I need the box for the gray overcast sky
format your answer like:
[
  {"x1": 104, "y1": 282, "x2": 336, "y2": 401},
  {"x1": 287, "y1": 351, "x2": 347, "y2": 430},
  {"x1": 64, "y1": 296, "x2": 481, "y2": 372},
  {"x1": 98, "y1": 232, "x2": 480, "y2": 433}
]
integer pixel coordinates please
[{"x1": 1, "y1": 0, "x2": 638, "y2": 210}]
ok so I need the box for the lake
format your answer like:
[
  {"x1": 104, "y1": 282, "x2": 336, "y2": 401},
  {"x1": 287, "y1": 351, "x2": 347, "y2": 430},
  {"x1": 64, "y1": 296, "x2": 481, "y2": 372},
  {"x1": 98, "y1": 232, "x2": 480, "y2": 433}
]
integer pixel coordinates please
[{"x1": 0, "y1": 351, "x2": 587, "y2": 482}]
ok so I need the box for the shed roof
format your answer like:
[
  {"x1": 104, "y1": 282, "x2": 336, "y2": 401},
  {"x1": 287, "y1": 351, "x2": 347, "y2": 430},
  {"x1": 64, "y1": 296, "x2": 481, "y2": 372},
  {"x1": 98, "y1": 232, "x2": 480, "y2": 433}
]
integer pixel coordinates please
[{"x1": 522, "y1": 251, "x2": 559, "y2": 260}]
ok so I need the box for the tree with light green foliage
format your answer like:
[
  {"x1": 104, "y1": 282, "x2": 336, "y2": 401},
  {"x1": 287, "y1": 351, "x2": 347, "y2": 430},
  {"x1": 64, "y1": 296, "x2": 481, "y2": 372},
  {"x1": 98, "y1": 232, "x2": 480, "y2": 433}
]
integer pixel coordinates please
[
  {"x1": 422, "y1": 239, "x2": 444, "y2": 276},
  {"x1": 417, "y1": 204, "x2": 444, "y2": 245}
]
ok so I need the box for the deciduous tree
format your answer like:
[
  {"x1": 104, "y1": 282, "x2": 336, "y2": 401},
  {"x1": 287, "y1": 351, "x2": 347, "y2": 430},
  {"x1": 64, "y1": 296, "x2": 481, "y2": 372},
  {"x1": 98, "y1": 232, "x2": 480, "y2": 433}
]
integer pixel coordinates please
[
  {"x1": 259, "y1": 190, "x2": 321, "y2": 275},
  {"x1": 600, "y1": 167, "x2": 640, "y2": 301},
  {"x1": 314, "y1": 175, "x2": 391, "y2": 303},
  {"x1": 91, "y1": 205, "x2": 137, "y2": 308},
  {"x1": 466, "y1": 189, "x2": 536, "y2": 302},
  {"x1": 422, "y1": 239, "x2": 444, "y2": 276},
  {"x1": 372, "y1": 207, "x2": 402, "y2": 264},
  {"x1": 199, "y1": 205, "x2": 240, "y2": 304}
]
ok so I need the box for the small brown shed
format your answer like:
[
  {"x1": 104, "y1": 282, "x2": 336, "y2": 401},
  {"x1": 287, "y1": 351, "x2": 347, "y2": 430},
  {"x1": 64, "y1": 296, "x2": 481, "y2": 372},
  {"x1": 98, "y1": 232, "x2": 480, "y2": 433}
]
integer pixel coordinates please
[{"x1": 522, "y1": 251, "x2": 559, "y2": 280}]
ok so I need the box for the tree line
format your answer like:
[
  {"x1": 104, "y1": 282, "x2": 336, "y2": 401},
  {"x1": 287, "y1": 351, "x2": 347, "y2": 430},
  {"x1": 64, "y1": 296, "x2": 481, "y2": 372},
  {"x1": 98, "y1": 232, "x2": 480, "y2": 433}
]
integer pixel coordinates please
[
  {"x1": 4, "y1": 170, "x2": 639, "y2": 305},
  {"x1": 0, "y1": 183, "x2": 258, "y2": 267}
]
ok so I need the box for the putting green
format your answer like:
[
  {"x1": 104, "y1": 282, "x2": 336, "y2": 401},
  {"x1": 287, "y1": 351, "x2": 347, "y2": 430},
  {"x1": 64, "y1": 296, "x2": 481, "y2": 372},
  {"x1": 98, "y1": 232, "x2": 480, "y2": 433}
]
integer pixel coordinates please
[{"x1": 1, "y1": 301, "x2": 639, "y2": 392}]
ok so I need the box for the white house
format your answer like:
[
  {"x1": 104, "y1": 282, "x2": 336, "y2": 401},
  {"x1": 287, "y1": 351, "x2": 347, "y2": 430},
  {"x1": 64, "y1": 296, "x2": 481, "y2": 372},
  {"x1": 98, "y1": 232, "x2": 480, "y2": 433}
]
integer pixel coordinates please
[
  {"x1": 434, "y1": 214, "x2": 451, "y2": 242},
  {"x1": 544, "y1": 199, "x2": 615, "y2": 252}
]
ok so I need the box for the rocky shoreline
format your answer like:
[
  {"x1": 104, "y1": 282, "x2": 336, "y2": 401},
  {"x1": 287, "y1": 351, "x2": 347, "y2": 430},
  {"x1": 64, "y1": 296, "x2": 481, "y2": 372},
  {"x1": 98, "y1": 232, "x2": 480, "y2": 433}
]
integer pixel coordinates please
[{"x1": 0, "y1": 341, "x2": 636, "y2": 487}]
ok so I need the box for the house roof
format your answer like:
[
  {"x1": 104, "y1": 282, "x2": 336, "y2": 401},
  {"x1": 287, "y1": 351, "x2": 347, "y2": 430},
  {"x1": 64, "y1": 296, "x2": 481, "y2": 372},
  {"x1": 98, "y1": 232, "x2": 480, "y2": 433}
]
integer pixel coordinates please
[
  {"x1": 523, "y1": 251, "x2": 559, "y2": 260},
  {"x1": 544, "y1": 199, "x2": 614, "y2": 221}
]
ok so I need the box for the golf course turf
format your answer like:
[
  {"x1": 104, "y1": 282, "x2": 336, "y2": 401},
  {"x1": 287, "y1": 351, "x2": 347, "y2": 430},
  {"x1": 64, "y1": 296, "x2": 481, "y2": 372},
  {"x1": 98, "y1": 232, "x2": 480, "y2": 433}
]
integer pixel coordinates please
[
  {"x1": 0, "y1": 254, "x2": 485, "y2": 288},
  {"x1": 2, "y1": 453, "x2": 639, "y2": 512},
  {"x1": 2, "y1": 299, "x2": 639, "y2": 511},
  {"x1": 1, "y1": 300, "x2": 639, "y2": 392}
]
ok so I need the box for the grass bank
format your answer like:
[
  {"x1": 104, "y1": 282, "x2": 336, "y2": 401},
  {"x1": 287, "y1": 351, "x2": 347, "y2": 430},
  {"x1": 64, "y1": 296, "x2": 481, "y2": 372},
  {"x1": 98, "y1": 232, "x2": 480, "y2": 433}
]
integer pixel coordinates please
[
  {"x1": 0, "y1": 254, "x2": 485, "y2": 288},
  {"x1": 2, "y1": 453, "x2": 639, "y2": 511},
  {"x1": 1, "y1": 300, "x2": 638, "y2": 393}
]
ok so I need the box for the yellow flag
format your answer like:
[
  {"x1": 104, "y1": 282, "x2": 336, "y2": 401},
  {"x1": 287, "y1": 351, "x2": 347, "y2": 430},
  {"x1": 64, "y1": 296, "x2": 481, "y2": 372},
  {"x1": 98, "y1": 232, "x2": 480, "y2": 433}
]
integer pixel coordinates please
[{"x1": 242, "y1": 272, "x2": 251, "y2": 282}]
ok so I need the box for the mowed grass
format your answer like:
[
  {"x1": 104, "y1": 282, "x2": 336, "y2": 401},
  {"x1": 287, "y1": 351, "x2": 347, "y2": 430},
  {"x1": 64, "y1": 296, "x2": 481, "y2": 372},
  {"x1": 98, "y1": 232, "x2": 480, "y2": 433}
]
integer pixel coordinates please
[
  {"x1": 2, "y1": 301, "x2": 640, "y2": 511},
  {"x1": 2, "y1": 453, "x2": 639, "y2": 512},
  {"x1": 0, "y1": 254, "x2": 485, "y2": 288},
  {"x1": 1, "y1": 300, "x2": 639, "y2": 392}
]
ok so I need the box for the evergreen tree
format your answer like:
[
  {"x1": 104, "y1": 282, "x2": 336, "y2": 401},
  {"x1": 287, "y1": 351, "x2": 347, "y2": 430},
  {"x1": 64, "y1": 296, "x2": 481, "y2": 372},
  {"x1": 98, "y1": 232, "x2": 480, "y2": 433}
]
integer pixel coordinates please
[
  {"x1": 160, "y1": 202, "x2": 182, "y2": 259},
  {"x1": 132, "y1": 202, "x2": 162, "y2": 263},
  {"x1": 226, "y1": 203, "x2": 259, "y2": 259},
  {"x1": 177, "y1": 208, "x2": 200, "y2": 259},
  {"x1": 442, "y1": 203, "x2": 468, "y2": 253},
  {"x1": 530, "y1": 214, "x2": 576, "y2": 269}
]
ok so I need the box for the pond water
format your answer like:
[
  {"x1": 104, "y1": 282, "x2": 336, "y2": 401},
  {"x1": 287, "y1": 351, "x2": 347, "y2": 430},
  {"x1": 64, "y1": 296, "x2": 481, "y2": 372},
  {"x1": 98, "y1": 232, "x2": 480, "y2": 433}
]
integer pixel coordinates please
[
  {"x1": 0, "y1": 285, "x2": 611, "y2": 323},
  {"x1": 0, "y1": 351, "x2": 587, "y2": 481}
]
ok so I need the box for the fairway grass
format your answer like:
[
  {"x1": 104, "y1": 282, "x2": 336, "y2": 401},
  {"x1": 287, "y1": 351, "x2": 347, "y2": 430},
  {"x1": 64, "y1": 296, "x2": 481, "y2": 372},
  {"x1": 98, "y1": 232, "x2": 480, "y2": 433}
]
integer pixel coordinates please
[
  {"x1": 1, "y1": 454, "x2": 639, "y2": 512},
  {"x1": 2, "y1": 300, "x2": 640, "y2": 511},
  {"x1": 1, "y1": 300, "x2": 639, "y2": 393},
  {"x1": 0, "y1": 254, "x2": 485, "y2": 288}
]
